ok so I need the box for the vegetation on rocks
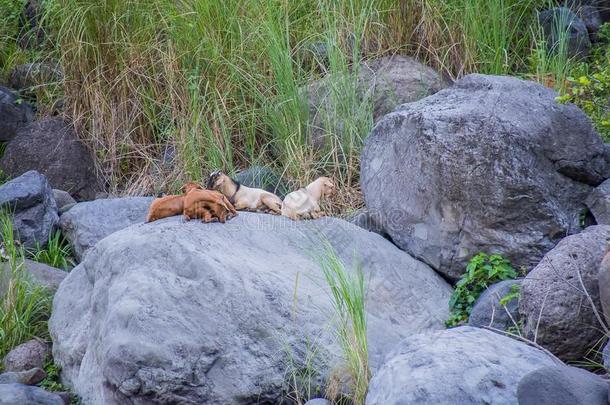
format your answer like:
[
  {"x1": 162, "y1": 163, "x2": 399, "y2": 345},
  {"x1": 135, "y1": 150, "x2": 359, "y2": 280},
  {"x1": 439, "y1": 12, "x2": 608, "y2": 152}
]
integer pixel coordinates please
[{"x1": 446, "y1": 253, "x2": 518, "y2": 328}]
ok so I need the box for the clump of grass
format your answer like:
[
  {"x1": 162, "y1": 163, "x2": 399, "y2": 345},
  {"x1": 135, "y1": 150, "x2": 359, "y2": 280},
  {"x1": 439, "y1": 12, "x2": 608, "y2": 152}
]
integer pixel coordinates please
[
  {"x1": 0, "y1": 209, "x2": 52, "y2": 361},
  {"x1": 29, "y1": 230, "x2": 74, "y2": 270},
  {"x1": 317, "y1": 240, "x2": 370, "y2": 404}
]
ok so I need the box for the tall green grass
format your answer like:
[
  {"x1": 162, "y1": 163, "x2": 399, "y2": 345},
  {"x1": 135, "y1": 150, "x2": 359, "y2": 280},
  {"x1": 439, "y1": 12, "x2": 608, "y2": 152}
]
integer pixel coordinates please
[
  {"x1": 0, "y1": 210, "x2": 52, "y2": 362},
  {"x1": 317, "y1": 241, "x2": 369, "y2": 404}
]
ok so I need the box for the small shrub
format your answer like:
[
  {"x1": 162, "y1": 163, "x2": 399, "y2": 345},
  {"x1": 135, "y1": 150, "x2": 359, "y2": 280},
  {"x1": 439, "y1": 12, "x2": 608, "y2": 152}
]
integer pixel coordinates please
[
  {"x1": 556, "y1": 23, "x2": 610, "y2": 141},
  {"x1": 446, "y1": 253, "x2": 517, "y2": 328},
  {"x1": 0, "y1": 210, "x2": 53, "y2": 361},
  {"x1": 317, "y1": 240, "x2": 370, "y2": 404},
  {"x1": 29, "y1": 231, "x2": 74, "y2": 270}
]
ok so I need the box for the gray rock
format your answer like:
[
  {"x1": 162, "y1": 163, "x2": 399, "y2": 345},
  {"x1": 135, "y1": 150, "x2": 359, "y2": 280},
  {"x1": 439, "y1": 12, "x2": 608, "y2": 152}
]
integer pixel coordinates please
[
  {"x1": 234, "y1": 166, "x2": 290, "y2": 198},
  {"x1": 361, "y1": 74, "x2": 607, "y2": 281},
  {"x1": 0, "y1": 85, "x2": 33, "y2": 142},
  {"x1": 580, "y1": 5, "x2": 604, "y2": 38},
  {"x1": 598, "y1": 247, "x2": 610, "y2": 326},
  {"x1": 348, "y1": 209, "x2": 389, "y2": 239},
  {"x1": 0, "y1": 170, "x2": 58, "y2": 248},
  {"x1": 0, "y1": 259, "x2": 66, "y2": 297},
  {"x1": 59, "y1": 196, "x2": 153, "y2": 261},
  {"x1": 305, "y1": 55, "x2": 448, "y2": 148},
  {"x1": 0, "y1": 384, "x2": 64, "y2": 405},
  {"x1": 603, "y1": 340, "x2": 610, "y2": 370},
  {"x1": 519, "y1": 225, "x2": 610, "y2": 361},
  {"x1": 3, "y1": 338, "x2": 50, "y2": 372},
  {"x1": 49, "y1": 212, "x2": 452, "y2": 404},
  {"x1": 52, "y1": 189, "x2": 76, "y2": 212},
  {"x1": 0, "y1": 367, "x2": 46, "y2": 385},
  {"x1": 587, "y1": 178, "x2": 610, "y2": 224},
  {"x1": 517, "y1": 365, "x2": 608, "y2": 405},
  {"x1": 468, "y1": 279, "x2": 522, "y2": 331},
  {"x1": 0, "y1": 118, "x2": 100, "y2": 201},
  {"x1": 365, "y1": 326, "x2": 559, "y2": 405},
  {"x1": 9, "y1": 62, "x2": 63, "y2": 92},
  {"x1": 539, "y1": 8, "x2": 591, "y2": 59}
]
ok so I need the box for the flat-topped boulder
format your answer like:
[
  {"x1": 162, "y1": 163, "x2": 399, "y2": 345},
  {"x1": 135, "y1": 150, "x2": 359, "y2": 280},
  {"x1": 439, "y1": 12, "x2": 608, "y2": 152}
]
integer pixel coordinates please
[{"x1": 50, "y1": 212, "x2": 452, "y2": 404}]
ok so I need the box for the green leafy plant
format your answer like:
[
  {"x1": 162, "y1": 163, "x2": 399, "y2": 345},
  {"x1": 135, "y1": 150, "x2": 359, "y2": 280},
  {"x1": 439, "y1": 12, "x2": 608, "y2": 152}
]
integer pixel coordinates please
[
  {"x1": 446, "y1": 253, "x2": 518, "y2": 327},
  {"x1": 556, "y1": 23, "x2": 610, "y2": 141},
  {"x1": 39, "y1": 360, "x2": 81, "y2": 404},
  {"x1": 29, "y1": 231, "x2": 74, "y2": 270}
]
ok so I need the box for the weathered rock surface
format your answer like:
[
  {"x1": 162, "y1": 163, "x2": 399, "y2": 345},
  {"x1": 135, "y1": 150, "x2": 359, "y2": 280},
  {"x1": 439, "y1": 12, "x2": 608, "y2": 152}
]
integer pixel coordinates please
[
  {"x1": 50, "y1": 212, "x2": 452, "y2": 404},
  {"x1": 9, "y1": 62, "x2": 63, "y2": 92},
  {"x1": 519, "y1": 225, "x2": 610, "y2": 361},
  {"x1": 305, "y1": 55, "x2": 448, "y2": 148},
  {"x1": 2, "y1": 338, "x2": 50, "y2": 372},
  {"x1": 0, "y1": 85, "x2": 33, "y2": 142},
  {"x1": 0, "y1": 367, "x2": 46, "y2": 385},
  {"x1": 468, "y1": 279, "x2": 522, "y2": 331},
  {"x1": 0, "y1": 170, "x2": 58, "y2": 248},
  {"x1": 598, "y1": 246, "x2": 610, "y2": 326},
  {"x1": 348, "y1": 209, "x2": 389, "y2": 239},
  {"x1": 0, "y1": 383, "x2": 65, "y2": 405},
  {"x1": 52, "y1": 189, "x2": 76, "y2": 212},
  {"x1": 361, "y1": 74, "x2": 607, "y2": 281},
  {"x1": 602, "y1": 340, "x2": 610, "y2": 370},
  {"x1": 365, "y1": 326, "x2": 559, "y2": 405},
  {"x1": 517, "y1": 365, "x2": 609, "y2": 405},
  {"x1": 0, "y1": 117, "x2": 99, "y2": 201},
  {"x1": 539, "y1": 7, "x2": 591, "y2": 59},
  {"x1": 587, "y1": 178, "x2": 610, "y2": 224},
  {"x1": 59, "y1": 197, "x2": 153, "y2": 261},
  {"x1": 234, "y1": 166, "x2": 290, "y2": 198}
]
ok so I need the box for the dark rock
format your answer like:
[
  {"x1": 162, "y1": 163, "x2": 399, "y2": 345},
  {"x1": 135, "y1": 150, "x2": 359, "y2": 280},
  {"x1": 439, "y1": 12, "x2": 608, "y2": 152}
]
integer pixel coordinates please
[
  {"x1": 9, "y1": 62, "x2": 62, "y2": 92},
  {"x1": 602, "y1": 340, "x2": 610, "y2": 369},
  {"x1": 0, "y1": 367, "x2": 46, "y2": 385},
  {"x1": 0, "y1": 170, "x2": 58, "y2": 248},
  {"x1": 361, "y1": 74, "x2": 607, "y2": 281},
  {"x1": 0, "y1": 383, "x2": 64, "y2": 405},
  {"x1": 598, "y1": 248, "x2": 610, "y2": 326},
  {"x1": 2, "y1": 338, "x2": 50, "y2": 372},
  {"x1": 467, "y1": 279, "x2": 522, "y2": 331},
  {"x1": 0, "y1": 118, "x2": 100, "y2": 201},
  {"x1": 517, "y1": 365, "x2": 608, "y2": 405},
  {"x1": 519, "y1": 225, "x2": 610, "y2": 361},
  {"x1": 50, "y1": 213, "x2": 452, "y2": 404},
  {"x1": 234, "y1": 166, "x2": 290, "y2": 198},
  {"x1": 539, "y1": 7, "x2": 591, "y2": 59},
  {"x1": 365, "y1": 326, "x2": 558, "y2": 404},
  {"x1": 586, "y1": 178, "x2": 610, "y2": 224},
  {"x1": 59, "y1": 197, "x2": 153, "y2": 261},
  {"x1": 52, "y1": 189, "x2": 76, "y2": 212},
  {"x1": 305, "y1": 55, "x2": 449, "y2": 148},
  {"x1": 348, "y1": 209, "x2": 389, "y2": 239},
  {"x1": 0, "y1": 85, "x2": 33, "y2": 142}
]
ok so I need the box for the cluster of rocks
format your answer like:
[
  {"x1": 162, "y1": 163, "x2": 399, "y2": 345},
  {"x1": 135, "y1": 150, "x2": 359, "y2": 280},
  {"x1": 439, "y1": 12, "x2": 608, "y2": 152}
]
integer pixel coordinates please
[{"x1": 4, "y1": 55, "x2": 610, "y2": 403}]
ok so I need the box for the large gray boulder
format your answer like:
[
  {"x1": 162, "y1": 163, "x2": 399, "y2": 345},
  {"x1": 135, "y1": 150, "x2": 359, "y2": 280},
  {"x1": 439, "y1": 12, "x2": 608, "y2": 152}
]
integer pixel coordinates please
[
  {"x1": 49, "y1": 213, "x2": 452, "y2": 404},
  {"x1": 519, "y1": 225, "x2": 610, "y2": 361},
  {"x1": 517, "y1": 365, "x2": 609, "y2": 405},
  {"x1": 0, "y1": 85, "x2": 33, "y2": 142},
  {"x1": 306, "y1": 55, "x2": 448, "y2": 148},
  {"x1": 0, "y1": 117, "x2": 100, "y2": 201},
  {"x1": 467, "y1": 279, "x2": 522, "y2": 331},
  {"x1": 0, "y1": 170, "x2": 58, "y2": 248},
  {"x1": 365, "y1": 326, "x2": 559, "y2": 405},
  {"x1": 586, "y1": 178, "x2": 610, "y2": 224},
  {"x1": 361, "y1": 74, "x2": 607, "y2": 281},
  {"x1": 539, "y1": 8, "x2": 591, "y2": 59},
  {"x1": 0, "y1": 383, "x2": 64, "y2": 405},
  {"x1": 59, "y1": 197, "x2": 153, "y2": 261}
]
